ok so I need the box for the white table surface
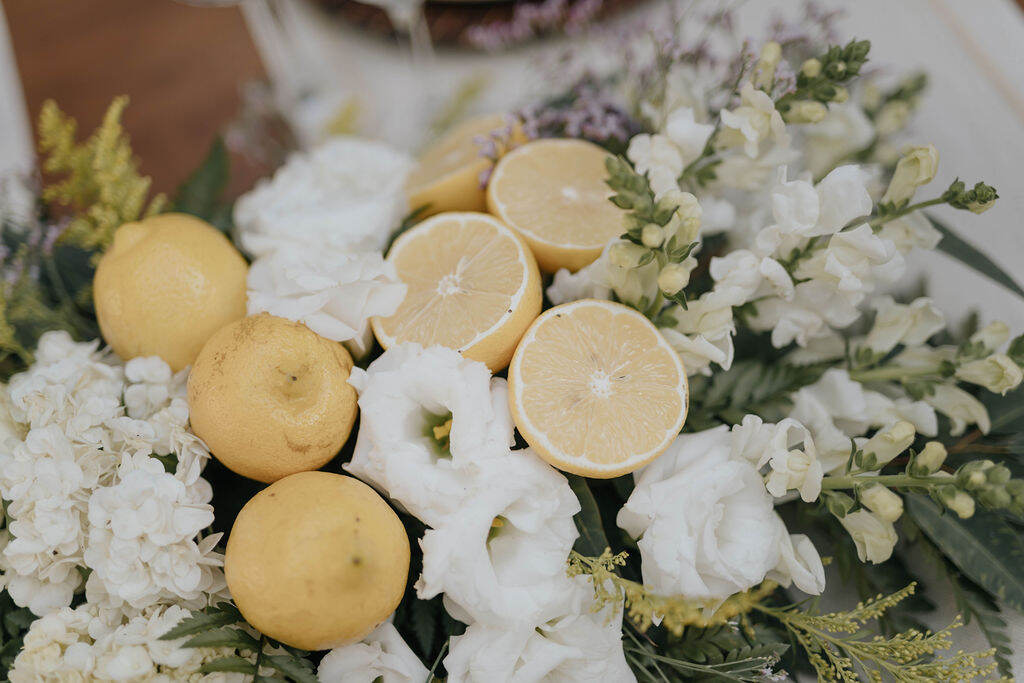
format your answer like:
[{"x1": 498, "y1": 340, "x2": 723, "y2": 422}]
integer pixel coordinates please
[{"x1": 2, "y1": 0, "x2": 1023, "y2": 675}]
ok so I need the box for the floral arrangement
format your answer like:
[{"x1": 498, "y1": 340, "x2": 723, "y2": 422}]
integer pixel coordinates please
[{"x1": 1, "y1": 3, "x2": 1023, "y2": 682}]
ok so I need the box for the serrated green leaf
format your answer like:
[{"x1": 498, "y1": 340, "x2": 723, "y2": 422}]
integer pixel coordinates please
[
  {"x1": 198, "y1": 656, "x2": 258, "y2": 674},
  {"x1": 183, "y1": 626, "x2": 260, "y2": 651},
  {"x1": 927, "y1": 215, "x2": 1024, "y2": 300},
  {"x1": 159, "y1": 604, "x2": 243, "y2": 641},
  {"x1": 907, "y1": 495, "x2": 1024, "y2": 612},
  {"x1": 173, "y1": 137, "x2": 230, "y2": 227},
  {"x1": 566, "y1": 475, "x2": 609, "y2": 556},
  {"x1": 263, "y1": 653, "x2": 320, "y2": 683}
]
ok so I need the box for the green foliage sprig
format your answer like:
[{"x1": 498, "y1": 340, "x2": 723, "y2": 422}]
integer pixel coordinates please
[{"x1": 776, "y1": 39, "x2": 871, "y2": 120}]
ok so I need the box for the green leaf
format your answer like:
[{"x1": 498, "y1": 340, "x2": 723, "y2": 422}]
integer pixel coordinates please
[
  {"x1": 409, "y1": 597, "x2": 438, "y2": 656},
  {"x1": 263, "y1": 653, "x2": 320, "y2": 683},
  {"x1": 906, "y1": 495, "x2": 1024, "y2": 612},
  {"x1": 159, "y1": 604, "x2": 243, "y2": 641},
  {"x1": 182, "y1": 626, "x2": 260, "y2": 651},
  {"x1": 198, "y1": 656, "x2": 258, "y2": 675},
  {"x1": 927, "y1": 215, "x2": 1024, "y2": 300},
  {"x1": 566, "y1": 475, "x2": 610, "y2": 555},
  {"x1": 173, "y1": 137, "x2": 230, "y2": 226}
]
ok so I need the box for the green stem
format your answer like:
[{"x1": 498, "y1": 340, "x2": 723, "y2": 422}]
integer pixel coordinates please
[
  {"x1": 821, "y1": 473, "x2": 951, "y2": 490},
  {"x1": 844, "y1": 197, "x2": 947, "y2": 231},
  {"x1": 848, "y1": 363, "x2": 942, "y2": 383}
]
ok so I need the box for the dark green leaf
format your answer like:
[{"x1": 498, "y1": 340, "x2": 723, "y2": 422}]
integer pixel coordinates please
[
  {"x1": 159, "y1": 604, "x2": 242, "y2": 641},
  {"x1": 927, "y1": 215, "x2": 1024, "y2": 300},
  {"x1": 173, "y1": 137, "x2": 230, "y2": 225},
  {"x1": 183, "y1": 626, "x2": 260, "y2": 651},
  {"x1": 907, "y1": 495, "x2": 1024, "y2": 612},
  {"x1": 263, "y1": 653, "x2": 320, "y2": 683},
  {"x1": 566, "y1": 475, "x2": 610, "y2": 555},
  {"x1": 198, "y1": 656, "x2": 258, "y2": 675},
  {"x1": 409, "y1": 597, "x2": 438, "y2": 655}
]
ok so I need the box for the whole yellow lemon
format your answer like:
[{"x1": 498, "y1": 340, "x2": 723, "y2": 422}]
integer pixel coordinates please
[
  {"x1": 93, "y1": 213, "x2": 248, "y2": 371},
  {"x1": 187, "y1": 313, "x2": 358, "y2": 483},
  {"x1": 225, "y1": 471, "x2": 410, "y2": 650}
]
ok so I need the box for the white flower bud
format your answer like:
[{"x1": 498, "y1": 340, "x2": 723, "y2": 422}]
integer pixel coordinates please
[
  {"x1": 608, "y1": 241, "x2": 647, "y2": 269},
  {"x1": 658, "y1": 262, "x2": 691, "y2": 296},
  {"x1": 881, "y1": 144, "x2": 939, "y2": 205},
  {"x1": 861, "y1": 421, "x2": 916, "y2": 466},
  {"x1": 786, "y1": 101, "x2": 828, "y2": 124},
  {"x1": 946, "y1": 490, "x2": 976, "y2": 519},
  {"x1": 956, "y1": 354, "x2": 1023, "y2": 395},
  {"x1": 914, "y1": 441, "x2": 947, "y2": 474},
  {"x1": 641, "y1": 224, "x2": 664, "y2": 248},
  {"x1": 832, "y1": 86, "x2": 849, "y2": 103},
  {"x1": 661, "y1": 191, "x2": 702, "y2": 244},
  {"x1": 839, "y1": 510, "x2": 897, "y2": 563},
  {"x1": 859, "y1": 484, "x2": 904, "y2": 523},
  {"x1": 970, "y1": 321, "x2": 1010, "y2": 352},
  {"x1": 875, "y1": 101, "x2": 911, "y2": 136},
  {"x1": 801, "y1": 58, "x2": 822, "y2": 78},
  {"x1": 755, "y1": 41, "x2": 783, "y2": 88}
]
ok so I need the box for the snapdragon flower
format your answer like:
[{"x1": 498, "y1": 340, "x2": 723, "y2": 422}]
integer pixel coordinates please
[
  {"x1": 719, "y1": 82, "x2": 789, "y2": 158},
  {"x1": 838, "y1": 510, "x2": 898, "y2": 563},
  {"x1": 319, "y1": 622, "x2": 428, "y2": 683},
  {"x1": 864, "y1": 296, "x2": 945, "y2": 353},
  {"x1": 730, "y1": 415, "x2": 823, "y2": 502}
]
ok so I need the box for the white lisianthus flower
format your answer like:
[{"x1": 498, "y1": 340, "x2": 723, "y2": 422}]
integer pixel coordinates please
[
  {"x1": 881, "y1": 144, "x2": 939, "y2": 206},
  {"x1": 345, "y1": 344, "x2": 513, "y2": 525},
  {"x1": 319, "y1": 622, "x2": 429, "y2": 683},
  {"x1": 956, "y1": 354, "x2": 1023, "y2": 395},
  {"x1": 444, "y1": 577, "x2": 633, "y2": 683},
  {"x1": 730, "y1": 415, "x2": 823, "y2": 502},
  {"x1": 416, "y1": 449, "x2": 579, "y2": 626},
  {"x1": 925, "y1": 384, "x2": 991, "y2": 435},
  {"x1": 801, "y1": 102, "x2": 875, "y2": 179},
  {"x1": 864, "y1": 296, "x2": 945, "y2": 353},
  {"x1": 233, "y1": 137, "x2": 412, "y2": 257},
  {"x1": 839, "y1": 510, "x2": 898, "y2": 563},
  {"x1": 719, "y1": 82, "x2": 789, "y2": 158},
  {"x1": 247, "y1": 246, "x2": 407, "y2": 358},
  {"x1": 617, "y1": 427, "x2": 825, "y2": 601}
]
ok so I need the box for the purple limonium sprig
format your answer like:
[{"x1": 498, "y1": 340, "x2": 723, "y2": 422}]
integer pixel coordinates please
[{"x1": 466, "y1": 0, "x2": 605, "y2": 51}]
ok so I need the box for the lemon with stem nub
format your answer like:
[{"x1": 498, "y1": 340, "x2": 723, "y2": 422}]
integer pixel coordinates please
[
  {"x1": 508, "y1": 299, "x2": 688, "y2": 478},
  {"x1": 225, "y1": 471, "x2": 410, "y2": 651}
]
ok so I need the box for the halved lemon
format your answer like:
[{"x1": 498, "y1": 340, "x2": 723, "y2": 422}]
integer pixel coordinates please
[
  {"x1": 486, "y1": 138, "x2": 625, "y2": 273},
  {"x1": 406, "y1": 114, "x2": 524, "y2": 217},
  {"x1": 508, "y1": 300, "x2": 688, "y2": 478},
  {"x1": 372, "y1": 212, "x2": 541, "y2": 372}
]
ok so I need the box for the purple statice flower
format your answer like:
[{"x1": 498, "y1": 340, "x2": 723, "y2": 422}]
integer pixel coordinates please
[
  {"x1": 516, "y1": 78, "x2": 639, "y2": 148},
  {"x1": 466, "y1": 0, "x2": 605, "y2": 51}
]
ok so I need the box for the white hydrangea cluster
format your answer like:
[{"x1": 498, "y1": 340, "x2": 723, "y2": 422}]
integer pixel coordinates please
[
  {"x1": 9, "y1": 602, "x2": 247, "y2": 682},
  {"x1": 617, "y1": 423, "x2": 826, "y2": 603},
  {"x1": 236, "y1": 137, "x2": 412, "y2": 358},
  {"x1": 0, "y1": 332, "x2": 223, "y2": 619},
  {"x1": 344, "y1": 343, "x2": 632, "y2": 682}
]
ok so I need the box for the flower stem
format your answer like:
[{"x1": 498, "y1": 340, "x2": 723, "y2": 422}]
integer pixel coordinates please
[
  {"x1": 821, "y1": 473, "x2": 951, "y2": 490},
  {"x1": 848, "y1": 363, "x2": 942, "y2": 383}
]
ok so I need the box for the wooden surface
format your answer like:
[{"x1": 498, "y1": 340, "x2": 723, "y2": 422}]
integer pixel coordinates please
[{"x1": 5, "y1": 0, "x2": 266, "y2": 194}]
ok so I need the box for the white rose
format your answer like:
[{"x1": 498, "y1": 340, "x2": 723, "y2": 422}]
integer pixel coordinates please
[
  {"x1": 955, "y1": 354, "x2": 1023, "y2": 395},
  {"x1": 839, "y1": 510, "x2": 898, "y2": 563}
]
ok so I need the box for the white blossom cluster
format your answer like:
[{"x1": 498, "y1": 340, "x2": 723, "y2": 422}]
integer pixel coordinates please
[
  {"x1": 9, "y1": 602, "x2": 246, "y2": 682},
  {"x1": 235, "y1": 137, "x2": 412, "y2": 358},
  {"x1": 617, "y1": 420, "x2": 827, "y2": 603},
  {"x1": 342, "y1": 343, "x2": 634, "y2": 682},
  {"x1": 0, "y1": 332, "x2": 224, "y2": 621}
]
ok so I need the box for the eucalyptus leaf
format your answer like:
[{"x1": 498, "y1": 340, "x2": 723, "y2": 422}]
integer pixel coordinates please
[
  {"x1": 907, "y1": 495, "x2": 1024, "y2": 613},
  {"x1": 567, "y1": 475, "x2": 610, "y2": 555},
  {"x1": 927, "y1": 215, "x2": 1024, "y2": 300}
]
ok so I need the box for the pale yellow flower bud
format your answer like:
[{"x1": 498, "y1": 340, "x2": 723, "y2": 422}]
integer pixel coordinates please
[
  {"x1": 946, "y1": 491, "x2": 976, "y2": 519},
  {"x1": 970, "y1": 321, "x2": 1010, "y2": 352},
  {"x1": 862, "y1": 421, "x2": 916, "y2": 466},
  {"x1": 875, "y1": 101, "x2": 911, "y2": 137},
  {"x1": 608, "y1": 241, "x2": 647, "y2": 269},
  {"x1": 956, "y1": 354, "x2": 1024, "y2": 395},
  {"x1": 915, "y1": 441, "x2": 947, "y2": 474},
  {"x1": 860, "y1": 484, "x2": 904, "y2": 523},
  {"x1": 832, "y1": 86, "x2": 849, "y2": 103},
  {"x1": 755, "y1": 41, "x2": 783, "y2": 89},
  {"x1": 801, "y1": 58, "x2": 822, "y2": 78},
  {"x1": 881, "y1": 144, "x2": 939, "y2": 205},
  {"x1": 658, "y1": 262, "x2": 691, "y2": 296},
  {"x1": 786, "y1": 100, "x2": 828, "y2": 124},
  {"x1": 641, "y1": 224, "x2": 664, "y2": 249}
]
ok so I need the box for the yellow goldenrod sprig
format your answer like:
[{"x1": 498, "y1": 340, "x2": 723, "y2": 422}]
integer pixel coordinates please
[
  {"x1": 567, "y1": 549, "x2": 774, "y2": 635},
  {"x1": 37, "y1": 96, "x2": 165, "y2": 253}
]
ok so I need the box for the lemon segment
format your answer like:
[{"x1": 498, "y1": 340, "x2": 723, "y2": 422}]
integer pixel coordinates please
[
  {"x1": 224, "y1": 471, "x2": 410, "y2": 651},
  {"x1": 372, "y1": 212, "x2": 541, "y2": 372},
  {"x1": 486, "y1": 138, "x2": 625, "y2": 273},
  {"x1": 406, "y1": 114, "x2": 524, "y2": 217},
  {"x1": 508, "y1": 300, "x2": 688, "y2": 478}
]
